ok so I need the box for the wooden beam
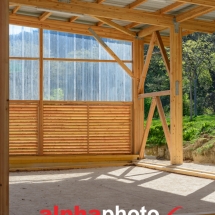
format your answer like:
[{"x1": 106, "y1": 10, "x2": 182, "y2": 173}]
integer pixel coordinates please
[
  {"x1": 135, "y1": 161, "x2": 215, "y2": 180},
  {"x1": 138, "y1": 90, "x2": 170, "y2": 99},
  {"x1": 170, "y1": 26, "x2": 183, "y2": 165},
  {"x1": 10, "y1": 0, "x2": 215, "y2": 33},
  {"x1": 182, "y1": 30, "x2": 195, "y2": 36},
  {"x1": 126, "y1": 0, "x2": 148, "y2": 9},
  {"x1": 138, "y1": 26, "x2": 166, "y2": 38},
  {"x1": 0, "y1": 0, "x2": 9, "y2": 214},
  {"x1": 9, "y1": 0, "x2": 174, "y2": 27},
  {"x1": 9, "y1": 14, "x2": 133, "y2": 41},
  {"x1": 133, "y1": 39, "x2": 144, "y2": 154},
  {"x1": 176, "y1": 0, "x2": 215, "y2": 7},
  {"x1": 89, "y1": 28, "x2": 133, "y2": 77},
  {"x1": 157, "y1": 2, "x2": 186, "y2": 14},
  {"x1": 125, "y1": 22, "x2": 139, "y2": 29},
  {"x1": 176, "y1": 6, "x2": 214, "y2": 22},
  {"x1": 96, "y1": 21, "x2": 104, "y2": 26},
  {"x1": 145, "y1": 34, "x2": 170, "y2": 47},
  {"x1": 39, "y1": 28, "x2": 43, "y2": 155},
  {"x1": 155, "y1": 31, "x2": 170, "y2": 75},
  {"x1": 137, "y1": 2, "x2": 185, "y2": 38},
  {"x1": 181, "y1": 19, "x2": 215, "y2": 33},
  {"x1": 12, "y1": 5, "x2": 20, "y2": 14},
  {"x1": 139, "y1": 98, "x2": 156, "y2": 159},
  {"x1": 138, "y1": 32, "x2": 156, "y2": 93},
  {"x1": 93, "y1": 16, "x2": 137, "y2": 37},
  {"x1": 96, "y1": 0, "x2": 106, "y2": 26},
  {"x1": 69, "y1": 16, "x2": 79, "y2": 22},
  {"x1": 39, "y1": 11, "x2": 51, "y2": 21},
  {"x1": 155, "y1": 97, "x2": 171, "y2": 152},
  {"x1": 97, "y1": 0, "x2": 105, "y2": 4}
]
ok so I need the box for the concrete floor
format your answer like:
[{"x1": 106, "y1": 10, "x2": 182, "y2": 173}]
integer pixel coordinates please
[{"x1": 10, "y1": 166, "x2": 215, "y2": 215}]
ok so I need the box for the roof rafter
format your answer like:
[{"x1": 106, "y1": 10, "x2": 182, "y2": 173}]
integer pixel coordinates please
[
  {"x1": 176, "y1": 6, "x2": 214, "y2": 22},
  {"x1": 97, "y1": 0, "x2": 106, "y2": 4},
  {"x1": 95, "y1": 17, "x2": 137, "y2": 37},
  {"x1": 176, "y1": 0, "x2": 215, "y2": 7},
  {"x1": 9, "y1": 0, "x2": 215, "y2": 34},
  {"x1": 9, "y1": 13, "x2": 171, "y2": 45},
  {"x1": 97, "y1": 0, "x2": 147, "y2": 29},
  {"x1": 69, "y1": 16, "x2": 79, "y2": 22},
  {"x1": 137, "y1": 2, "x2": 186, "y2": 37},
  {"x1": 39, "y1": 11, "x2": 51, "y2": 21},
  {"x1": 8, "y1": 0, "x2": 174, "y2": 27},
  {"x1": 157, "y1": 2, "x2": 186, "y2": 14},
  {"x1": 125, "y1": 22, "x2": 140, "y2": 29},
  {"x1": 9, "y1": 13, "x2": 133, "y2": 41},
  {"x1": 12, "y1": 5, "x2": 21, "y2": 14},
  {"x1": 138, "y1": 26, "x2": 166, "y2": 39},
  {"x1": 93, "y1": 16, "x2": 137, "y2": 37},
  {"x1": 126, "y1": 0, "x2": 148, "y2": 9},
  {"x1": 138, "y1": 2, "x2": 215, "y2": 38}
]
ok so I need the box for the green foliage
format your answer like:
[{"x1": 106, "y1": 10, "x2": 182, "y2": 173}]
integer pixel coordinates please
[
  {"x1": 183, "y1": 93, "x2": 190, "y2": 116},
  {"x1": 144, "y1": 98, "x2": 152, "y2": 120},
  {"x1": 147, "y1": 124, "x2": 168, "y2": 146},
  {"x1": 183, "y1": 127, "x2": 199, "y2": 141},
  {"x1": 146, "y1": 115, "x2": 215, "y2": 146}
]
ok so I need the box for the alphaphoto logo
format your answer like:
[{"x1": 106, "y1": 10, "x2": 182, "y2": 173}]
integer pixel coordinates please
[{"x1": 39, "y1": 205, "x2": 183, "y2": 215}]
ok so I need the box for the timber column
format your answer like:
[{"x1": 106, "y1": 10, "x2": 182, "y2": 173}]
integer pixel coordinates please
[
  {"x1": 170, "y1": 26, "x2": 183, "y2": 165},
  {"x1": 0, "y1": 0, "x2": 9, "y2": 214},
  {"x1": 133, "y1": 39, "x2": 144, "y2": 154}
]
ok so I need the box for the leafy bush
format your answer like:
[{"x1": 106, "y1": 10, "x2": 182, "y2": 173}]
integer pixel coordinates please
[
  {"x1": 147, "y1": 125, "x2": 168, "y2": 146},
  {"x1": 200, "y1": 122, "x2": 215, "y2": 134},
  {"x1": 146, "y1": 115, "x2": 215, "y2": 146}
]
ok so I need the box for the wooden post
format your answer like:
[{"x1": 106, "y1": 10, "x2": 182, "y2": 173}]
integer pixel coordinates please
[
  {"x1": 133, "y1": 39, "x2": 144, "y2": 154},
  {"x1": 170, "y1": 26, "x2": 183, "y2": 165},
  {"x1": 39, "y1": 28, "x2": 44, "y2": 155},
  {"x1": 0, "y1": 0, "x2": 9, "y2": 214}
]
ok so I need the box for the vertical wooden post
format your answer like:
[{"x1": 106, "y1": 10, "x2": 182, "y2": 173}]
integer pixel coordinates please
[
  {"x1": 170, "y1": 27, "x2": 183, "y2": 165},
  {"x1": 39, "y1": 28, "x2": 44, "y2": 155},
  {"x1": 0, "y1": 0, "x2": 9, "y2": 214},
  {"x1": 133, "y1": 39, "x2": 144, "y2": 154}
]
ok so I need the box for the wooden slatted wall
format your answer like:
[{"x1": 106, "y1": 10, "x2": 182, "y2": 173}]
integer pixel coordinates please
[
  {"x1": 9, "y1": 102, "x2": 39, "y2": 155},
  {"x1": 89, "y1": 105, "x2": 132, "y2": 154},
  {"x1": 43, "y1": 104, "x2": 88, "y2": 155},
  {"x1": 9, "y1": 102, "x2": 132, "y2": 155}
]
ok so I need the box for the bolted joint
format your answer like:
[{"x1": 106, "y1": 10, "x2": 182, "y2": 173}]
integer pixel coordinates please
[{"x1": 173, "y1": 17, "x2": 180, "y2": 34}]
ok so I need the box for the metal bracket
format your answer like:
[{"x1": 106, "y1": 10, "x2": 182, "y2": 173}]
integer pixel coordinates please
[
  {"x1": 175, "y1": 81, "x2": 179, "y2": 95},
  {"x1": 58, "y1": 0, "x2": 71, "y2": 3},
  {"x1": 173, "y1": 17, "x2": 179, "y2": 34}
]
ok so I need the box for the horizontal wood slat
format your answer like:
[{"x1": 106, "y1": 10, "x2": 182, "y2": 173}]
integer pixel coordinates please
[
  {"x1": 9, "y1": 102, "x2": 132, "y2": 155},
  {"x1": 89, "y1": 105, "x2": 131, "y2": 154},
  {"x1": 43, "y1": 104, "x2": 88, "y2": 155},
  {"x1": 9, "y1": 102, "x2": 39, "y2": 155}
]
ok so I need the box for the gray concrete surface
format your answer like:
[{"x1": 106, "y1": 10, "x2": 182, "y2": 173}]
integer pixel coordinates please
[{"x1": 10, "y1": 166, "x2": 215, "y2": 215}]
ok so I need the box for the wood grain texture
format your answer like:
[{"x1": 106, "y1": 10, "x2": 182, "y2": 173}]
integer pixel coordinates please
[
  {"x1": 133, "y1": 39, "x2": 144, "y2": 154},
  {"x1": 170, "y1": 27, "x2": 183, "y2": 165},
  {"x1": 43, "y1": 103, "x2": 132, "y2": 155},
  {"x1": 0, "y1": 0, "x2": 9, "y2": 213},
  {"x1": 9, "y1": 103, "x2": 39, "y2": 155},
  {"x1": 139, "y1": 98, "x2": 156, "y2": 159}
]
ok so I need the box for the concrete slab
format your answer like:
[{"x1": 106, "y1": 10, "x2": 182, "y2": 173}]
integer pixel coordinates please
[{"x1": 10, "y1": 166, "x2": 215, "y2": 215}]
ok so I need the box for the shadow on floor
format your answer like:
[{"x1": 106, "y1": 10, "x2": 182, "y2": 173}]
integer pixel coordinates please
[{"x1": 9, "y1": 166, "x2": 215, "y2": 215}]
